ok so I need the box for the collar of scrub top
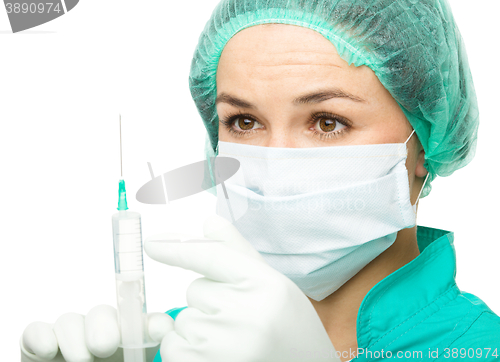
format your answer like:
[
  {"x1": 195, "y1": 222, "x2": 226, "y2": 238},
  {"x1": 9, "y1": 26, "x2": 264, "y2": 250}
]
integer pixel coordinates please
[{"x1": 354, "y1": 226, "x2": 461, "y2": 351}]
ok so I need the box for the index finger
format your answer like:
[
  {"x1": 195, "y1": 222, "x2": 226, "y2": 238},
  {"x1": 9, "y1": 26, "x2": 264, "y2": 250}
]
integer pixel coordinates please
[{"x1": 144, "y1": 234, "x2": 267, "y2": 284}]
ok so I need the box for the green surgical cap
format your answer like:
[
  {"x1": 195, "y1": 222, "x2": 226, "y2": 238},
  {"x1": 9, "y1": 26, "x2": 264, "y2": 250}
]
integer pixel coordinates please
[{"x1": 189, "y1": 0, "x2": 479, "y2": 198}]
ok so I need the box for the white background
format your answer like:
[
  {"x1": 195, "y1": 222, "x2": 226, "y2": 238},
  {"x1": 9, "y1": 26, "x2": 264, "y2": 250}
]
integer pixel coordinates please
[{"x1": 1, "y1": 0, "x2": 499, "y2": 358}]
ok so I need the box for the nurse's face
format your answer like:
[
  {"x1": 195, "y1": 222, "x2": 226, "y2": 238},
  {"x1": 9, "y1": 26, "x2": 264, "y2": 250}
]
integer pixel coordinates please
[{"x1": 216, "y1": 24, "x2": 428, "y2": 204}]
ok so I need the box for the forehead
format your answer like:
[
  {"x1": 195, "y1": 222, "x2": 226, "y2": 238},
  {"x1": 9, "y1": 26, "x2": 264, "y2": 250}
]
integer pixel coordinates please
[
  {"x1": 216, "y1": 24, "x2": 384, "y2": 101},
  {"x1": 221, "y1": 24, "x2": 339, "y2": 61}
]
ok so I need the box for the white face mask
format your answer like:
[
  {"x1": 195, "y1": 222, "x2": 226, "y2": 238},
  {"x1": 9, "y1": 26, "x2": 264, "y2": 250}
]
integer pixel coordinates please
[{"x1": 215, "y1": 130, "x2": 425, "y2": 301}]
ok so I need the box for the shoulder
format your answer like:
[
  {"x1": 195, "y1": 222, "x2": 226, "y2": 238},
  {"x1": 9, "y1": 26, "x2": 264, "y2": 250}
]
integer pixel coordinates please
[
  {"x1": 438, "y1": 292, "x2": 500, "y2": 360},
  {"x1": 457, "y1": 291, "x2": 500, "y2": 340}
]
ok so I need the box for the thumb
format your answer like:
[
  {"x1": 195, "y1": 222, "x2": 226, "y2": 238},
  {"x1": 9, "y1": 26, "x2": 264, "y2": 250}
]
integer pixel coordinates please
[
  {"x1": 203, "y1": 214, "x2": 266, "y2": 263},
  {"x1": 21, "y1": 321, "x2": 58, "y2": 360},
  {"x1": 147, "y1": 313, "x2": 175, "y2": 343}
]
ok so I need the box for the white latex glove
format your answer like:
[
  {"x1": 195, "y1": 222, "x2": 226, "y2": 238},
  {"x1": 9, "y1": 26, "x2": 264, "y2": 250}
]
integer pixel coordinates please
[
  {"x1": 20, "y1": 304, "x2": 174, "y2": 362},
  {"x1": 144, "y1": 214, "x2": 341, "y2": 362}
]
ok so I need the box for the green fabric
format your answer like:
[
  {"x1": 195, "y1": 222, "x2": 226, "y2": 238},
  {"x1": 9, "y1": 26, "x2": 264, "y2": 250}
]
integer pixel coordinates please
[
  {"x1": 154, "y1": 228, "x2": 500, "y2": 361},
  {"x1": 351, "y1": 226, "x2": 500, "y2": 361},
  {"x1": 165, "y1": 306, "x2": 187, "y2": 320},
  {"x1": 189, "y1": 0, "x2": 480, "y2": 198},
  {"x1": 153, "y1": 307, "x2": 187, "y2": 362}
]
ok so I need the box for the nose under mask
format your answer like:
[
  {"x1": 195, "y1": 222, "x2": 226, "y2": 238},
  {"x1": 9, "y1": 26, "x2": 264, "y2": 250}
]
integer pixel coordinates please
[{"x1": 215, "y1": 130, "x2": 427, "y2": 301}]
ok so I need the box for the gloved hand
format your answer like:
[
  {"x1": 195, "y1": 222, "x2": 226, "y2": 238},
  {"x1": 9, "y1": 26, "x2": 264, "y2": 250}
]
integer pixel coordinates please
[
  {"x1": 144, "y1": 214, "x2": 341, "y2": 362},
  {"x1": 20, "y1": 305, "x2": 174, "y2": 362}
]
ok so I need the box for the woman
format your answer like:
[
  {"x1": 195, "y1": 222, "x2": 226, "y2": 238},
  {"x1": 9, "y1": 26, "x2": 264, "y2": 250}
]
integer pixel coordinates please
[{"x1": 21, "y1": 0, "x2": 500, "y2": 361}]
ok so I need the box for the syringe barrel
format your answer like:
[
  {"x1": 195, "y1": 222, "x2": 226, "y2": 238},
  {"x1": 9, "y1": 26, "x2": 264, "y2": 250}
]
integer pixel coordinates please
[
  {"x1": 112, "y1": 210, "x2": 157, "y2": 352},
  {"x1": 112, "y1": 211, "x2": 144, "y2": 274}
]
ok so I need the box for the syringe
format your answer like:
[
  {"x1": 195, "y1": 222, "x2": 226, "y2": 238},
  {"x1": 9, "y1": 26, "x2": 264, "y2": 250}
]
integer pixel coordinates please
[{"x1": 112, "y1": 115, "x2": 157, "y2": 362}]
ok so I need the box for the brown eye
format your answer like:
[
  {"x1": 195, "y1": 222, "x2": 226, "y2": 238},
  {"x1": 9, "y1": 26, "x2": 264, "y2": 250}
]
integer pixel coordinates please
[
  {"x1": 236, "y1": 117, "x2": 255, "y2": 130},
  {"x1": 315, "y1": 117, "x2": 346, "y2": 133},
  {"x1": 232, "y1": 116, "x2": 263, "y2": 131}
]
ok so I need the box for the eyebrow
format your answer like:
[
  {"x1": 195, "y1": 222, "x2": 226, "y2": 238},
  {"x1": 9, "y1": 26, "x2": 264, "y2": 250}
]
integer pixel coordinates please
[{"x1": 215, "y1": 88, "x2": 366, "y2": 109}]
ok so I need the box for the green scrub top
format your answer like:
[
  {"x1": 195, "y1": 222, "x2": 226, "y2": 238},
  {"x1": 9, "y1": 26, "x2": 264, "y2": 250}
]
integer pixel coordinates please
[{"x1": 154, "y1": 226, "x2": 500, "y2": 362}]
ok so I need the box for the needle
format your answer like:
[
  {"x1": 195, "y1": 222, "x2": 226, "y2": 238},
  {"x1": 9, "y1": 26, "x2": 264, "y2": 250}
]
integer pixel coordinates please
[{"x1": 119, "y1": 114, "x2": 123, "y2": 178}]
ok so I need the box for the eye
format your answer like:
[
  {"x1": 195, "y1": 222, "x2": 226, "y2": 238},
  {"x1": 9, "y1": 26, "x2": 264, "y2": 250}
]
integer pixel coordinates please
[
  {"x1": 313, "y1": 116, "x2": 347, "y2": 133},
  {"x1": 233, "y1": 116, "x2": 263, "y2": 131},
  {"x1": 308, "y1": 112, "x2": 351, "y2": 141},
  {"x1": 220, "y1": 112, "x2": 264, "y2": 136}
]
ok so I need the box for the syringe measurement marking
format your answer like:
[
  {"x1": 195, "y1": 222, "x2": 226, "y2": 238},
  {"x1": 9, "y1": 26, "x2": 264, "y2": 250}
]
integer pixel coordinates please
[{"x1": 118, "y1": 269, "x2": 143, "y2": 272}]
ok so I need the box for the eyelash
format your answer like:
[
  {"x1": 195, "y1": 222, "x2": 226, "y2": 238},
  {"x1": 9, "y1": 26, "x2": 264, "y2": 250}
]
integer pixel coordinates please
[{"x1": 219, "y1": 111, "x2": 351, "y2": 140}]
